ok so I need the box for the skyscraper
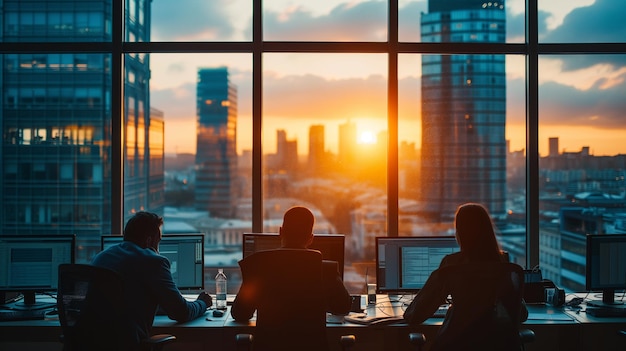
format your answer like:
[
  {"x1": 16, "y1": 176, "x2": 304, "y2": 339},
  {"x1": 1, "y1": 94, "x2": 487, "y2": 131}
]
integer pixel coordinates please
[
  {"x1": 308, "y1": 124, "x2": 325, "y2": 171},
  {"x1": 195, "y1": 67, "x2": 238, "y2": 218},
  {"x1": 0, "y1": 0, "x2": 160, "y2": 261},
  {"x1": 338, "y1": 120, "x2": 357, "y2": 168},
  {"x1": 420, "y1": 0, "x2": 507, "y2": 220}
]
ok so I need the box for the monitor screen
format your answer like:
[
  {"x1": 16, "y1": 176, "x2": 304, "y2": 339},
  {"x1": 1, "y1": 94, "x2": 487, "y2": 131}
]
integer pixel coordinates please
[
  {"x1": 242, "y1": 233, "x2": 345, "y2": 278},
  {"x1": 101, "y1": 234, "x2": 205, "y2": 291},
  {"x1": 0, "y1": 235, "x2": 75, "y2": 306},
  {"x1": 376, "y1": 236, "x2": 459, "y2": 294},
  {"x1": 586, "y1": 234, "x2": 626, "y2": 307}
]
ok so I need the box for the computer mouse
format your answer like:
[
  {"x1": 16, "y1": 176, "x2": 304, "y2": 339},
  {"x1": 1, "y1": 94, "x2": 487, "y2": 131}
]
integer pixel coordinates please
[{"x1": 212, "y1": 309, "x2": 225, "y2": 317}]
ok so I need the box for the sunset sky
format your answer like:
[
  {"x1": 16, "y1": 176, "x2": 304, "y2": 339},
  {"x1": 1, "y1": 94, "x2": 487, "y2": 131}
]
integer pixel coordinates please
[{"x1": 147, "y1": 0, "x2": 626, "y2": 157}]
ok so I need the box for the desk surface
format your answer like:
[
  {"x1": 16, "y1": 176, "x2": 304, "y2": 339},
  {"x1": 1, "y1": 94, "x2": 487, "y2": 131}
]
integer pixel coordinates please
[{"x1": 2, "y1": 293, "x2": 625, "y2": 351}]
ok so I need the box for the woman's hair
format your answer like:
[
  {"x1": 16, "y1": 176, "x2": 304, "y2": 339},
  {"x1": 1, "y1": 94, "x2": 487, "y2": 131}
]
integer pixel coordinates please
[
  {"x1": 454, "y1": 203, "x2": 503, "y2": 262},
  {"x1": 123, "y1": 211, "x2": 163, "y2": 243}
]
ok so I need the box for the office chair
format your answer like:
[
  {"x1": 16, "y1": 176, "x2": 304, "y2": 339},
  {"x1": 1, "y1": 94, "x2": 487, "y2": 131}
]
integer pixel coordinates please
[
  {"x1": 410, "y1": 262, "x2": 535, "y2": 351},
  {"x1": 57, "y1": 263, "x2": 176, "y2": 351},
  {"x1": 232, "y1": 249, "x2": 355, "y2": 351}
]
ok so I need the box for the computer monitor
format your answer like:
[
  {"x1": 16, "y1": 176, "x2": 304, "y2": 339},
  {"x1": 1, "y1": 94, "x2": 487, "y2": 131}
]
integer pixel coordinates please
[
  {"x1": 242, "y1": 233, "x2": 345, "y2": 278},
  {"x1": 0, "y1": 235, "x2": 75, "y2": 307},
  {"x1": 586, "y1": 234, "x2": 626, "y2": 307},
  {"x1": 376, "y1": 236, "x2": 459, "y2": 294},
  {"x1": 101, "y1": 234, "x2": 205, "y2": 291}
]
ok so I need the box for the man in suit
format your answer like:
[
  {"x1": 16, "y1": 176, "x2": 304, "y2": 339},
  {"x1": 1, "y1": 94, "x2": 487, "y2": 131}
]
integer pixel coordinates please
[
  {"x1": 231, "y1": 206, "x2": 351, "y2": 351},
  {"x1": 91, "y1": 211, "x2": 212, "y2": 349}
]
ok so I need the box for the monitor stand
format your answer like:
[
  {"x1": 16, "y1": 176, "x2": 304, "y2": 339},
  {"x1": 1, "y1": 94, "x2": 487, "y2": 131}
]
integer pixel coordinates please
[
  {"x1": 586, "y1": 289, "x2": 624, "y2": 308},
  {"x1": 12, "y1": 292, "x2": 56, "y2": 310}
]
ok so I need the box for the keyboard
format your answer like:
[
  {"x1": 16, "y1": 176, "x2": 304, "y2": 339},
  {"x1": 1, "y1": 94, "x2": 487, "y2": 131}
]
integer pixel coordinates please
[
  {"x1": 0, "y1": 307, "x2": 51, "y2": 321},
  {"x1": 586, "y1": 306, "x2": 626, "y2": 317},
  {"x1": 344, "y1": 304, "x2": 450, "y2": 325},
  {"x1": 344, "y1": 313, "x2": 404, "y2": 325},
  {"x1": 433, "y1": 304, "x2": 449, "y2": 318}
]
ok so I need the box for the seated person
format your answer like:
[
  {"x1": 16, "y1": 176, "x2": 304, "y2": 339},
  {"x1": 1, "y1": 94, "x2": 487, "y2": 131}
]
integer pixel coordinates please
[
  {"x1": 231, "y1": 206, "x2": 351, "y2": 351},
  {"x1": 91, "y1": 211, "x2": 212, "y2": 348},
  {"x1": 403, "y1": 203, "x2": 528, "y2": 351}
]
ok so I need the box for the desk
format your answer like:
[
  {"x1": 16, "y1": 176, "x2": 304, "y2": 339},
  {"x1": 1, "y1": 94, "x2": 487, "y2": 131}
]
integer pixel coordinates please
[{"x1": 1, "y1": 294, "x2": 621, "y2": 351}]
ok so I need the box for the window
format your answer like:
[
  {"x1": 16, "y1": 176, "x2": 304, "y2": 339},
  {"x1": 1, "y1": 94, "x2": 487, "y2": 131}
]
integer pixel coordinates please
[{"x1": 1, "y1": 0, "x2": 625, "y2": 294}]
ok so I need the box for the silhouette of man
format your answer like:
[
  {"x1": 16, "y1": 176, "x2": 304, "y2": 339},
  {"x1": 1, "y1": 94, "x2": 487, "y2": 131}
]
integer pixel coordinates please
[
  {"x1": 91, "y1": 211, "x2": 212, "y2": 348},
  {"x1": 231, "y1": 206, "x2": 351, "y2": 351}
]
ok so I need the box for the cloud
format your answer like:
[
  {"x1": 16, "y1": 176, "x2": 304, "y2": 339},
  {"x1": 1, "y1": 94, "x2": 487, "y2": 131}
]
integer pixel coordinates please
[
  {"x1": 542, "y1": 0, "x2": 626, "y2": 70},
  {"x1": 262, "y1": 1, "x2": 387, "y2": 41},
  {"x1": 507, "y1": 9, "x2": 551, "y2": 42},
  {"x1": 539, "y1": 71, "x2": 626, "y2": 128},
  {"x1": 263, "y1": 74, "x2": 387, "y2": 119},
  {"x1": 398, "y1": 1, "x2": 428, "y2": 41},
  {"x1": 151, "y1": 0, "x2": 235, "y2": 40}
]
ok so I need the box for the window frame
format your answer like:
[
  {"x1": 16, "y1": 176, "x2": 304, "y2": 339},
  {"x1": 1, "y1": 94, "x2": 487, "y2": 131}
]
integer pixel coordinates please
[{"x1": 2, "y1": 0, "x2": 625, "y2": 269}]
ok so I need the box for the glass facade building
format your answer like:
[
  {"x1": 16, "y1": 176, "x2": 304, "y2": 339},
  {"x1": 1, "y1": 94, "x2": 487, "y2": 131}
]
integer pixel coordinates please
[
  {"x1": 420, "y1": 0, "x2": 507, "y2": 221},
  {"x1": 0, "y1": 0, "x2": 162, "y2": 262},
  {"x1": 195, "y1": 67, "x2": 238, "y2": 218}
]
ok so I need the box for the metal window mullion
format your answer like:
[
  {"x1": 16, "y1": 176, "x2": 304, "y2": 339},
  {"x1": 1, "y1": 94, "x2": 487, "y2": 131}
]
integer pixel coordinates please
[
  {"x1": 252, "y1": 0, "x2": 263, "y2": 232},
  {"x1": 388, "y1": 0, "x2": 399, "y2": 237},
  {"x1": 111, "y1": 0, "x2": 124, "y2": 234},
  {"x1": 526, "y1": 0, "x2": 540, "y2": 269}
]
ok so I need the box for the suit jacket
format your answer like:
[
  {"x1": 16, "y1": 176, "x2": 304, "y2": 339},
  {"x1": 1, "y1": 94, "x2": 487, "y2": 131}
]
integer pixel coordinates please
[
  {"x1": 91, "y1": 241, "x2": 208, "y2": 347},
  {"x1": 231, "y1": 248, "x2": 351, "y2": 351},
  {"x1": 403, "y1": 252, "x2": 528, "y2": 351}
]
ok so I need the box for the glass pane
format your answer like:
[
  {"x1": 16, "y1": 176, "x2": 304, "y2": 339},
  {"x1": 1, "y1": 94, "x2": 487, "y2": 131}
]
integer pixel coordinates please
[
  {"x1": 399, "y1": 53, "x2": 526, "y2": 264},
  {"x1": 539, "y1": 0, "x2": 625, "y2": 43},
  {"x1": 2, "y1": 0, "x2": 111, "y2": 43},
  {"x1": 402, "y1": 0, "x2": 515, "y2": 43},
  {"x1": 1, "y1": 53, "x2": 112, "y2": 263},
  {"x1": 148, "y1": 0, "x2": 251, "y2": 41},
  {"x1": 263, "y1": 53, "x2": 388, "y2": 293},
  {"x1": 264, "y1": 0, "x2": 387, "y2": 41},
  {"x1": 539, "y1": 54, "x2": 626, "y2": 292},
  {"x1": 132, "y1": 53, "x2": 252, "y2": 293}
]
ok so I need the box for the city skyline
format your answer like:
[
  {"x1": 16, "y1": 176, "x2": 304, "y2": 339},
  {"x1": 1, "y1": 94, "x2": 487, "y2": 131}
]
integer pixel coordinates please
[{"x1": 149, "y1": 0, "x2": 626, "y2": 157}]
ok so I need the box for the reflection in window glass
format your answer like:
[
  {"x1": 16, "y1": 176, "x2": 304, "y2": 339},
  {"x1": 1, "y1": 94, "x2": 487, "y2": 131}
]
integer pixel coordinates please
[
  {"x1": 264, "y1": 0, "x2": 387, "y2": 41},
  {"x1": 538, "y1": 54, "x2": 626, "y2": 292}
]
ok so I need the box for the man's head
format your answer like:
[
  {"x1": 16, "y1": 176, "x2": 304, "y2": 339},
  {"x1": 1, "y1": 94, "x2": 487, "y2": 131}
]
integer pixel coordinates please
[
  {"x1": 279, "y1": 206, "x2": 315, "y2": 248},
  {"x1": 123, "y1": 211, "x2": 163, "y2": 252}
]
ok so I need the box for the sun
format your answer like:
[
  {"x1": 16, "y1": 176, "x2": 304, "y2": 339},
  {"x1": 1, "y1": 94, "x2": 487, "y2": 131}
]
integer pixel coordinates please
[{"x1": 358, "y1": 131, "x2": 377, "y2": 144}]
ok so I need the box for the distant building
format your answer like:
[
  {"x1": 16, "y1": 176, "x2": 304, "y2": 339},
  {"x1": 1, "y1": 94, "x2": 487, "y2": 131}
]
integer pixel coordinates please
[
  {"x1": 276, "y1": 129, "x2": 298, "y2": 172},
  {"x1": 0, "y1": 0, "x2": 161, "y2": 262},
  {"x1": 195, "y1": 67, "x2": 238, "y2": 218},
  {"x1": 420, "y1": 0, "x2": 507, "y2": 220},
  {"x1": 549, "y1": 137, "x2": 559, "y2": 157},
  {"x1": 338, "y1": 121, "x2": 357, "y2": 168},
  {"x1": 308, "y1": 124, "x2": 326, "y2": 171}
]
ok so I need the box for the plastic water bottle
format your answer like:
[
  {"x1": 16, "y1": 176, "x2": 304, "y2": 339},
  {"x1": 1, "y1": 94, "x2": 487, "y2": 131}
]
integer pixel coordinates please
[{"x1": 215, "y1": 268, "x2": 227, "y2": 310}]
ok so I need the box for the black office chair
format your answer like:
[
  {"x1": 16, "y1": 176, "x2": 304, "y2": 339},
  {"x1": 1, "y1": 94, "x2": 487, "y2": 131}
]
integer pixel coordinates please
[
  {"x1": 57, "y1": 263, "x2": 176, "y2": 351},
  {"x1": 232, "y1": 249, "x2": 355, "y2": 351},
  {"x1": 408, "y1": 262, "x2": 535, "y2": 351}
]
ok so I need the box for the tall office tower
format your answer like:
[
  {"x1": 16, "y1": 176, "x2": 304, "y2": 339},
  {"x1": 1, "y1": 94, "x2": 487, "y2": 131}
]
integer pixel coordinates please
[
  {"x1": 549, "y1": 137, "x2": 559, "y2": 157},
  {"x1": 0, "y1": 0, "x2": 160, "y2": 262},
  {"x1": 308, "y1": 125, "x2": 325, "y2": 171},
  {"x1": 275, "y1": 129, "x2": 298, "y2": 172},
  {"x1": 420, "y1": 0, "x2": 507, "y2": 220},
  {"x1": 338, "y1": 120, "x2": 357, "y2": 168},
  {"x1": 195, "y1": 67, "x2": 238, "y2": 218}
]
